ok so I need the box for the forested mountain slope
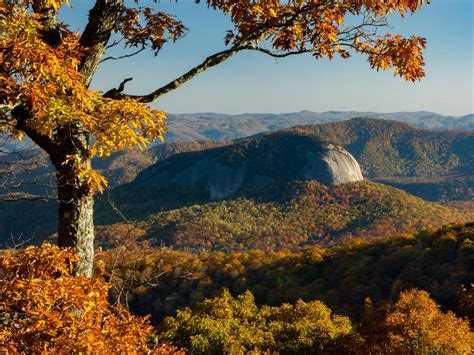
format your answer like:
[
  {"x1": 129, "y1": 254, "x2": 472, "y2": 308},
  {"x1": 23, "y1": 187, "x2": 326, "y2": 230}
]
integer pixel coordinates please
[
  {"x1": 98, "y1": 180, "x2": 473, "y2": 252},
  {"x1": 106, "y1": 120, "x2": 473, "y2": 220},
  {"x1": 100, "y1": 223, "x2": 474, "y2": 325},
  {"x1": 293, "y1": 117, "x2": 473, "y2": 178}
]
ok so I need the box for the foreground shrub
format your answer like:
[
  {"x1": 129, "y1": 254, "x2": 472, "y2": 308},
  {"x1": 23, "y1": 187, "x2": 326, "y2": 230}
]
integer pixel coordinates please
[
  {"x1": 0, "y1": 244, "x2": 178, "y2": 353},
  {"x1": 159, "y1": 289, "x2": 353, "y2": 353}
]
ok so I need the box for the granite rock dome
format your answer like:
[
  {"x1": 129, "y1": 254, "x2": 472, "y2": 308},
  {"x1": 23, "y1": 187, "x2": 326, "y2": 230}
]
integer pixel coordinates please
[{"x1": 131, "y1": 131, "x2": 364, "y2": 201}]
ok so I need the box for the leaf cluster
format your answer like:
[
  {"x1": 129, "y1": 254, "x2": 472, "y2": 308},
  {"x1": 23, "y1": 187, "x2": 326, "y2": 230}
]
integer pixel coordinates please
[{"x1": 0, "y1": 4, "x2": 168, "y2": 192}]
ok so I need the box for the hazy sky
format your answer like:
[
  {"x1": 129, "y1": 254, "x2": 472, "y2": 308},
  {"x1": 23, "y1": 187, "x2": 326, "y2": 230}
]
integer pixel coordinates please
[{"x1": 61, "y1": 0, "x2": 473, "y2": 116}]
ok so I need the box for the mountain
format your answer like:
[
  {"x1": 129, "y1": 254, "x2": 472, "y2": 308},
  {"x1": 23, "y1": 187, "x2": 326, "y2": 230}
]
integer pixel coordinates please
[
  {"x1": 105, "y1": 118, "x2": 473, "y2": 217},
  {"x1": 3, "y1": 111, "x2": 472, "y2": 155},
  {"x1": 128, "y1": 131, "x2": 363, "y2": 200},
  {"x1": 1, "y1": 118, "x2": 472, "y2": 245},
  {"x1": 95, "y1": 128, "x2": 473, "y2": 251},
  {"x1": 3, "y1": 115, "x2": 471, "y2": 193},
  {"x1": 293, "y1": 117, "x2": 473, "y2": 177},
  {"x1": 163, "y1": 111, "x2": 473, "y2": 142},
  {"x1": 289, "y1": 118, "x2": 473, "y2": 200}
]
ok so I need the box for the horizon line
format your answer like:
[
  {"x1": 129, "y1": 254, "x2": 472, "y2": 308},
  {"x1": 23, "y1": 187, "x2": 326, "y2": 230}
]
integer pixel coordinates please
[{"x1": 164, "y1": 110, "x2": 473, "y2": 118}]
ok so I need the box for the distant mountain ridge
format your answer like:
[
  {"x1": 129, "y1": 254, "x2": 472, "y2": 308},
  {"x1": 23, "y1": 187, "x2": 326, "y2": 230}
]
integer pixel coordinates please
[
  {"x1": 5, "y1": 111, "x2": 469, "y2": 153},
  {"x1": 2, "y1": 117, "x2": 472, "y2": 200},
  {"x1": 164, "y1": 110, "x2": 473, "y2": 142}
]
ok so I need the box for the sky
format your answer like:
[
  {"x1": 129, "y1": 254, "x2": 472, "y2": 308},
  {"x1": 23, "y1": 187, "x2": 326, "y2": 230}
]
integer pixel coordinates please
[{"x1": 60, "y1": 0, "x2": 473, "y2": 116}]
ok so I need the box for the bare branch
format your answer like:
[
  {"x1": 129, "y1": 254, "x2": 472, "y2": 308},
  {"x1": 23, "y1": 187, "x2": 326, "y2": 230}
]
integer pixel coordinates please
[
  {"x1": 123, "y1": 45, "x2": 248, "y2": 102},
  {"x1": 105, "y1": 37, "x2": 125, "y2": 49},
  {"x1": 249, "y1": 46, "x2": 314, "y2": 58},
  {"x1": 100, "y1": 47, "x2": 146, "y2": 63}
]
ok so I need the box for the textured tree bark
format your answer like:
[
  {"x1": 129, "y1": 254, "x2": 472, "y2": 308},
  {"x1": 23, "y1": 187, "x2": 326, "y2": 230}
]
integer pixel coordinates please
[
  {"x1": 48, "y1": 0, "x2": 123, "y2": 276},
  {"x1": 54, "y1": 0, "x2": 123, "y2": 275},
  {"x1": 79, "y1": 0, "x2": 124, "y2": 87},
  {"x1": 52, "y1": 128, "x2": 95, "y2": 277},
  {"x1": 57, "y1": 167, "x2": 95, "y2": 277}
]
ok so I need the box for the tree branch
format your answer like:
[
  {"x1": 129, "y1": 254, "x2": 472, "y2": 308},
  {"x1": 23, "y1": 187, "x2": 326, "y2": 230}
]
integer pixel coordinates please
[
  {"x1": 103, "y1": 77, "x2": 133, "y2": 99},
  {"x1": 117, "y1": 3, "x2": 319, "y2": 103},
  {"x1": 100, "y1": 47, "x2": 145, "y2": 63},
  {"x1": 11, "y1": 106, "x2": 58, "y2": 157},
  {"x1": 104, "y1": 2, "x2": 388, "y2": 104},
  {"x1": 78, "y1": 0, "x2": 125, "y2": 86},
  {"x1": 125, "y1": 45, "x2": 248, "y2": 102},
  {"x1": 249, "y1": 46, "x2": 314, "y2": 58}
]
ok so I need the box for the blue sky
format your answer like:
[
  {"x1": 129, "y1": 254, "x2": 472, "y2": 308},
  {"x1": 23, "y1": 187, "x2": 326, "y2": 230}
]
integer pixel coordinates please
[{"x1": 61, "y1": 0, "x2": 473, "y2": 116}]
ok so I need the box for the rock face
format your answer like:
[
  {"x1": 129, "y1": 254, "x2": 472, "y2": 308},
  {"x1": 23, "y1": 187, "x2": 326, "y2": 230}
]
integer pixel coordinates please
[
  {"x1": 298, "y1": 144, "x2": 363, "y2": 186},
  {"x1": 132, "y1": 131, "x2": 364, "y2": 200}
]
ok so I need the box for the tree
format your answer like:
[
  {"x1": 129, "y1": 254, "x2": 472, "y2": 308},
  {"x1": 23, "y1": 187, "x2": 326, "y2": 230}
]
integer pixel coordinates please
[
  {"x1": 359, "y1": 289, "x2": 473, "y2": 354},
  {"x1": 386, "y1": 289, "x2": 473, "y2": 353},
  {"x1": 0, "y1": 0, "x2": 430, "y2": 276}
]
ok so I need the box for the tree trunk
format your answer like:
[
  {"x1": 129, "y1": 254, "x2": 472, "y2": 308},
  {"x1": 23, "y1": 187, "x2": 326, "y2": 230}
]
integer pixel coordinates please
[{"x1": 56, "y1": 155, "x2": 94, "y2": 277}]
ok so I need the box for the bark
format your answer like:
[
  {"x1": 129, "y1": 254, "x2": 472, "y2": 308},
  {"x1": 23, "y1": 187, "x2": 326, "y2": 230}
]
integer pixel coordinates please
[
  {"x1": 79, "y1": 0, "x2": 124, "y2": 86},
  {"x1": 52, "y1": 128, "x2": 94, "y2": 277},
  {"x1": 13, "y1": 109, "x2": 95, "y2": 278},
  {"x1": 57, "y1": 165, "x2": 95, "y2": 277},
  {"x1": 54, "y1": 0, "x2": 124, "y2": 274},
  {"x1": 41, "y1": 0, "x2": 123, "y2": 275}
]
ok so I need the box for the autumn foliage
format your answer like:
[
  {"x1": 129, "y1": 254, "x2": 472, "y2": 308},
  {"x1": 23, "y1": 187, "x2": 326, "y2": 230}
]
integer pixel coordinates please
[
  {"x1": 158, "y1": 288, "x2": 472, "y2": 354},
  {"x1": 360, "y1": 289, "x2": 473, "y2": 353},
  {"x1": 0, "y1": 244, "x2": 178, "y2": 353},
  {"x1": 160, "y1": 289, "x2": 353, "y2": 353},
  {"x1": 1, "y1": 228, "x2": 472, "y2": 352}
]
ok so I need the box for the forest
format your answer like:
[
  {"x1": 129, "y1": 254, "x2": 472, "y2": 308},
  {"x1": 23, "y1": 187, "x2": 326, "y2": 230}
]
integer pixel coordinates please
[
  {"x1": 95, "y1": 180, "x2": 473, "y2": 252},
  {"x1": 2, "y1": 223, "x2": 473, "y2": 352}
]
